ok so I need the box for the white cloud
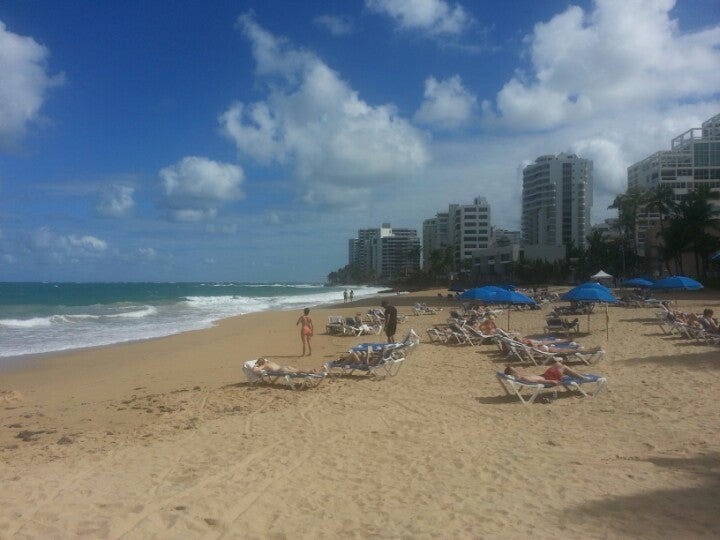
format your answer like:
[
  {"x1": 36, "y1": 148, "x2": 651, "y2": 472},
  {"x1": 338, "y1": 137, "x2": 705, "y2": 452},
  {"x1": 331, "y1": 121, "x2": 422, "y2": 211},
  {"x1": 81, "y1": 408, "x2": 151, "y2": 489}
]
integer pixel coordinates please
[
  {"x1": 0, "y1": 20, "x2": 64, "y2": 150},
  {"x1": 138, "y1": 247, "x2": 156, "y2": 259},
  {"x1": 159, "y1": 156, "x2": 244, "y2": 222},
  {"x1": 314, "y1": 15, "x2": 353, "y2": 36},
  {"x1": 24, "y1": 227, "x2": 107, "y2": 259},
  {"x1": 96, "y1": 184, "x2": 135, "y2": 217},
  {"x1": 571, "y1": 137, "x2": 627, "y2": 197},
  {"x1": 68, "y1": 235, "x2": 107, "y2": 251},
  {"x1": 490, "y1": 0, "x2": 720, "y2": 130},
  {"x1": 365, "y1": 0, "x2": 471, "y2": 35},
  {"x1": 220, "y1": 15, "x2": 428, "y2": 206},
  {"x1": 414, "y1": 75, "x2": 477, "y2": 129}
]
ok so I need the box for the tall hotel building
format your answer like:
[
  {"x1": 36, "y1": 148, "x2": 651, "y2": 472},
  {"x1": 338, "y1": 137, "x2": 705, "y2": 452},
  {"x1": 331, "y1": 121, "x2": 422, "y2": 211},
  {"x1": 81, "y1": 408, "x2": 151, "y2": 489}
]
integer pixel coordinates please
[
  {"x1": 449, "y1": 197, "x2": 492, "y2": 270},
  {"x1": 521, "y1": 153, "x2": 593, "y2": 252},
  {"x1": 422, "y1": 212, "x2": 449, "y2": 270},
  {"x1": 348, "y1": 224, "x2": 420, "y2": 280},
  {"x1": 422, "y1": 197, "x2": 492, "y2": 272},
  {"x1": 627, "y1": 113, "x2": 720, "y2": 252}
]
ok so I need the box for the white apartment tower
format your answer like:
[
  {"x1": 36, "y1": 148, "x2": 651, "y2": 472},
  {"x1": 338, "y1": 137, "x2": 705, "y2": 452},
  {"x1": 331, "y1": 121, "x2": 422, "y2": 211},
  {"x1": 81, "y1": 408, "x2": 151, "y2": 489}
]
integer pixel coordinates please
[
  {"x1": 627, "y1": 113, "x2": 720, "y2": 251},
  {"x1": 349, "y1": 223, "x2": 420, "y2": 280},
  {"x1": 521, "y1": 153, "x2": 593, "y2": 250},
  {"x1": 449, "y1": 197, "x2": 492, "y2": 270},
  {"x1": 422, "y1": 212, "x2": 449, "y2": 270},
  {"x1": 628, "y1": 113, "x2": 720, "y2": 192}
]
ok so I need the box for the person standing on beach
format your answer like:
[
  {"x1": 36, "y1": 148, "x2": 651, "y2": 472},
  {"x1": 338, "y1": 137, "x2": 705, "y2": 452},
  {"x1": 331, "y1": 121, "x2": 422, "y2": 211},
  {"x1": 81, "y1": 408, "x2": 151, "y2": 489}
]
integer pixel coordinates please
[
  {"x1": 343, "y1": 289, "x2": 348, "y2": 303},
  {"x1": 381, "y1": 300, "x2": 397, "y2": 343},
  {"x1": 296, "y1": 308, "x2": 314, "y2": 356},
  {"x1": 349, "y1": 290, "x2": 354, "y2": 301}
]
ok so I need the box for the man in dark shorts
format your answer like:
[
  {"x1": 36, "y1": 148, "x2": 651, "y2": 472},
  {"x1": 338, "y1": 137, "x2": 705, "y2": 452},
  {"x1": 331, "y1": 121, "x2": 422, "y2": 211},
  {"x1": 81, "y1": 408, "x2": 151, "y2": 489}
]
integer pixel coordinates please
[{"x1": 381, "y1": 300, "x2": 398, "y2": 343}]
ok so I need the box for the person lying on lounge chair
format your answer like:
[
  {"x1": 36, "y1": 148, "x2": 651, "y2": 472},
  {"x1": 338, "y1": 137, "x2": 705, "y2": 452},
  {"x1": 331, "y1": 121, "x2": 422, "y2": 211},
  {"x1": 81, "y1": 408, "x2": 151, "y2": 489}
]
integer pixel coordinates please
[
  {"x1": 504, "y1": 361, "x2": 590, "y2": 386},
  {"x1": 688, "y1": 309, "x2": 720, "y2": 333},
  {"x1": 331, "y1": 348, "x2": 388, "y2": 367},
  {"x1": 252, "y1": 358, "x2": 318, "y2": 375}
]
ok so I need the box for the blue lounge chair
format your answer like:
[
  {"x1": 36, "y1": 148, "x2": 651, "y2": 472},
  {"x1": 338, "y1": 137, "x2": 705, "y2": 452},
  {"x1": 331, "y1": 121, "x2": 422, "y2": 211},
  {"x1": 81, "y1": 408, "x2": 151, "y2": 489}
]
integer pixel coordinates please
[{"x1": 496, "y1": 371, "x2": 607, "y2": 405}]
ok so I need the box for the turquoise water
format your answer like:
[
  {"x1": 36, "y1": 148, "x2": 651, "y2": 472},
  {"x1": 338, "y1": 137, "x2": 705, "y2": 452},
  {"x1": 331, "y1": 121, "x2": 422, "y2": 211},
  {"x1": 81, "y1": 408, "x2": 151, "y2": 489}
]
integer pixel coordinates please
[{"x1": 0, "y1": 282, "x2": 383, "y2": 360}]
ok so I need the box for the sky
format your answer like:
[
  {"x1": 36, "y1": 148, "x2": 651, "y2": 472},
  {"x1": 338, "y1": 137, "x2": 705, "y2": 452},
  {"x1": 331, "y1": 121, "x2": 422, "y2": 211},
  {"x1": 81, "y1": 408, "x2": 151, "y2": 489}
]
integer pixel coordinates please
[{"x1": 0, "y1": 0, "x2": 719, "y2": 283}]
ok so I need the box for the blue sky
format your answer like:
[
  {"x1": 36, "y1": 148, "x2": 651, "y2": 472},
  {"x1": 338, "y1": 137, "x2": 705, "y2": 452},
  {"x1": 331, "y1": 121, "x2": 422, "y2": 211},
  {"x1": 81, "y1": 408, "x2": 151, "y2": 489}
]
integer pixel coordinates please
[{"x1": 0, "y1": 0, "x2": 718, "y2": 282}]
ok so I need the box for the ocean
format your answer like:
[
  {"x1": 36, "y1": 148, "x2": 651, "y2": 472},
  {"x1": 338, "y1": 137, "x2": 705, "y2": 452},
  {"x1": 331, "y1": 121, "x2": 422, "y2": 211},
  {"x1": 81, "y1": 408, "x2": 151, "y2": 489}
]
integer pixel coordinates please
[{"x1": 0, "y1": 282, "x2": 384, "y2": 361}]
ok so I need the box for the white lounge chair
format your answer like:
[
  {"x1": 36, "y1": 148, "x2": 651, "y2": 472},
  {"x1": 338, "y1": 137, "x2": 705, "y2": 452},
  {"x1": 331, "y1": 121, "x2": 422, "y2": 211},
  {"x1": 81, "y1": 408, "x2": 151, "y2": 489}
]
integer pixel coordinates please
[
  {"x1": 496, "y1": 371, "x2": 607, "y2": 405},
  {"x1": 324, "y1": 330, "x2": 420, "y2": 379},
  {"x1": 243, "y1": 359, "x2": 327, "y2": 391}
]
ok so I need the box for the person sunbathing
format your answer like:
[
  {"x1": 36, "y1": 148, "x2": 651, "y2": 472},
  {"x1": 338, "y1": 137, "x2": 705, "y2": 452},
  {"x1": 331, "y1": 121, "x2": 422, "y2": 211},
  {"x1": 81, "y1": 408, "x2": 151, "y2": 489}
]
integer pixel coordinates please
[
  {"x1": 253, "y1": 358, "x2": 317, "y2": 375},
  {"x1": 504, "y1": 361, "x2": 589, "y2": 386},
  {"x1": 330, "y1": 349, "x2": 385, "y2": 367},
  {"x1": 520, "y1": 336, "x2": 579, "y2": 349},
  {"x1": 471, "y1": 317, "x2": 498, "y2": 335},
  {"x1": 696, "y1": 309, "x2": 720, "y2": 333}
]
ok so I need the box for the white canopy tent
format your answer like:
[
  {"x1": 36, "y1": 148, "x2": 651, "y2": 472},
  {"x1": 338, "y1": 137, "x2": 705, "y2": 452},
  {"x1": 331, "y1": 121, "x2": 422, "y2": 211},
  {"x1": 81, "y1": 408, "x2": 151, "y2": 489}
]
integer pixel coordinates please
[{"x1": 591, "y1": 270, "x2": 613, "y2": 282}]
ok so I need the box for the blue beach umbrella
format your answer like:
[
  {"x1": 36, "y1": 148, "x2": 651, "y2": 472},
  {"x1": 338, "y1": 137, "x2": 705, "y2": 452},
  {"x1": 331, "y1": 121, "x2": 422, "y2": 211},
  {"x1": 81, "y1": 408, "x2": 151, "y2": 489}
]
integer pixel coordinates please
[
  {"x1": 575, "y1": 281, "x2": 611, "y2": 291},
  {"x1": 621, "y1": 278, "x2": 654, "y2": 288},
  {"x1": 484, "y1": 288, "x2": 536, "y2": 330},
  {"x1": 562, "y1": 286, "x2": 618, "y2": 333},
  {"x1": 458, "y1": 287, "x2": 495, "y2": 301},
  {"x1": 563, "y1": 287, "x2": 618, "y2": 303},
  {"x1": 650, "y1": 276, "x2": 703, "y2": 290}
]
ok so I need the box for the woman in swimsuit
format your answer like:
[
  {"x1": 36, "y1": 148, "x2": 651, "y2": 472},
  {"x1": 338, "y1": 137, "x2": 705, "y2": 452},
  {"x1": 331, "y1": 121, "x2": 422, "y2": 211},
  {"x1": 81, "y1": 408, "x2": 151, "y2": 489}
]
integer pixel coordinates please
[{"x1": 296, "y1": 307, "x2": 314, "y2": 356}]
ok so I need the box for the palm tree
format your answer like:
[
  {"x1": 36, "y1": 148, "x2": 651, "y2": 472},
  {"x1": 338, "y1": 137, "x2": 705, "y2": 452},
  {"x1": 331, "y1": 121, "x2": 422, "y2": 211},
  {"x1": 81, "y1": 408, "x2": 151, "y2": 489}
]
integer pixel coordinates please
[
  {"x1": 645, "y1": 183, "x2": 677, "y2": 231},
  {"x1": 608, "y1": 185, "x2": 646, "y2": 275},
  {"x1": 645, "y1": 183, "x2": 678, "y2": 274},
  {"x1": 679, "y1": 185, "x2": 720, "y2": 277},
  {"x1": 658, "y1": 185, "x2": 720, "y2": 277}
]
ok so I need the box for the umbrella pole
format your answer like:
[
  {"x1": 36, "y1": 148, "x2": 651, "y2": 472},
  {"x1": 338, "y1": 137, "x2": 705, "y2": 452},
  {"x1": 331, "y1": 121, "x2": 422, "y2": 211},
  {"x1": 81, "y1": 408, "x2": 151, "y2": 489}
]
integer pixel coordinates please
[
  {"x1": 507, "y1": 307, "x2": 511, "y2": 331},
  {"x1": 605, "y1": 303, "x2": 609, "y2": 341},
  {"x1": 588, "y1": 310, "x2": 591, "y2": 333}
]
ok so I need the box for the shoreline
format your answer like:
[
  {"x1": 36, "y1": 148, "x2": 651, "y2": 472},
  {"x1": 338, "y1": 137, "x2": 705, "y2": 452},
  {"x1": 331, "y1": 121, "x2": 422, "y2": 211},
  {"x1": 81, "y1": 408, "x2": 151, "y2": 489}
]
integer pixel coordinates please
[{"x1": 0, "y1": 285, "x2": 457, "y2": 367}]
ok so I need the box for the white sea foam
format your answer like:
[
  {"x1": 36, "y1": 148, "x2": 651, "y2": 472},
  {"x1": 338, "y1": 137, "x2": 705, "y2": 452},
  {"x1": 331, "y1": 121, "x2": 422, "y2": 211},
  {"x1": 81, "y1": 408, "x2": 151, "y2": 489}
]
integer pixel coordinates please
[
  {"x1": 0, "y1": 317, "x2": 53, "y2": 328},
  {"x1": 0, "y1": 284, "x2": 385, "y2": 360}
]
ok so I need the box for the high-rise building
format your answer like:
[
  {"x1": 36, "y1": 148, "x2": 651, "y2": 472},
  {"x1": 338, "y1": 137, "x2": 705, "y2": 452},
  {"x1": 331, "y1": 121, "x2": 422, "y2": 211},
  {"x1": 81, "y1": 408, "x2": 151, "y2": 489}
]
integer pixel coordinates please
[
  {"x1": 628, "y1": 113, "x2": 720, "y2": 192},
  {"x1": 348, "y1": 223, "x2": 420, "y2": 280},
  {"x1": 422, "y1": 212, "x2": 449, "y2": 270},
  {"x1": 521, "y1": 153, "x2": 593, "y2": 251},
  {"x1": 627, "y1": 113, "x2": 720, "y2": 252},
  {"x1": 449, "y1": 197, "x2": 492, "y2": 270}
]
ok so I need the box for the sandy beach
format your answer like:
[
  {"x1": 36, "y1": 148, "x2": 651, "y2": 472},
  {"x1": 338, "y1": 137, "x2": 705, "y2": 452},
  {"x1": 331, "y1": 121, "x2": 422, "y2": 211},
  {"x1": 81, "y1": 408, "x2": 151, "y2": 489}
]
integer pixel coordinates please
[{"x1": 1, "y1": 289, "x2": 720, "y2": 538}]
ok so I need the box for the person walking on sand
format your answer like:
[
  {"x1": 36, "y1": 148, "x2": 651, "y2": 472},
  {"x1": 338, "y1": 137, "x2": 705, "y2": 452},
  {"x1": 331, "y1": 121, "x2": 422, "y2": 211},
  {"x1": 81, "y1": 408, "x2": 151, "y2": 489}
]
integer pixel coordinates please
[
  {"x1": 296, "y1": 307, "x2": 314, "y2": 356},
  {"x1": 381, "y1": 300, "x2": 398, "y2": 343}
]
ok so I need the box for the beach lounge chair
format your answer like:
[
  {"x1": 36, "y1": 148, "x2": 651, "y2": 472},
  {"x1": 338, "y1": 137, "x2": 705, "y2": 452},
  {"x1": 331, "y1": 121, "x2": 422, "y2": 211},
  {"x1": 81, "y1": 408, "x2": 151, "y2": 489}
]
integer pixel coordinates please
[
  {"x1": 571, "y1": 348, "x2": 606, "y2": 365},
  {"x1": 544, "y1": 316, "x2": 580, "y2": 336},
  {"x1": 325, "y1": 330, "x2": 420, "y2": 378},
  {"x1": 325, "y1": 316, "x2": 345, "y2": 335},
  {"x1": 323, "y1": 347, "x2": 405, "y2": 379},
  {"x1": 496, "y1": 371, "x2": 607, "y2": 405},
  {"x1": 427, "y1": 325, "x2": 452, "y2": 343},
  {"x1": 412, "y1": 303, "x2": 440, "y2": 315},
  {"x1": 243, "y1": 359, "x2": 327, "y2": 391},
  {"x1": 340, "y1": 317, "x2": 382, "y2": 336}
]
